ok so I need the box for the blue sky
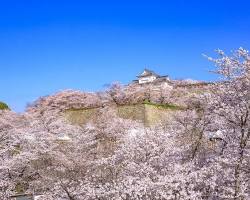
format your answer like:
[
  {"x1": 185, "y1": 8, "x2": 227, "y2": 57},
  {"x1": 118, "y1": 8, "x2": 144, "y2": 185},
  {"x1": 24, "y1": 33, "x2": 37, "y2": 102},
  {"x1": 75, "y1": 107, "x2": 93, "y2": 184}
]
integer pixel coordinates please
[{"x1": 0, "y1": 0, "x2": 250, "y2": 112}]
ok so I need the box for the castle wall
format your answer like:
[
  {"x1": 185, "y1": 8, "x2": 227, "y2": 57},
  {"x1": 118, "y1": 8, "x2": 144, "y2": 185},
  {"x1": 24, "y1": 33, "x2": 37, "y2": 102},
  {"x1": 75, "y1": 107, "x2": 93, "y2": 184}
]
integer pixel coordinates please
[
  {"x1": 117, "y1": 104, "x2": 146, "y2": 122},
  {"x1": 65, "y1": 104, "x2": 177, "y2": 126},
  {"x1": 64, "y1": 108, "x2": 99, "y2": 125},
  {"x1": 144, "y1": 104, "x2": 176, "y2": 126}
]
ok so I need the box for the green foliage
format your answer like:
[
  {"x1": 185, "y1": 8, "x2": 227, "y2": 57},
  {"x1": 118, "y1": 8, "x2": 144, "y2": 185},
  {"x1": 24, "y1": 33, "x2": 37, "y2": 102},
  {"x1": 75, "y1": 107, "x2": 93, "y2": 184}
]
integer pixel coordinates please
[
  {"x1": 0, "y1": 101, "x2": 9, "y2": 110},
  {"x1": 143, "y1": 99, "x2": 184, "y2": 110}
]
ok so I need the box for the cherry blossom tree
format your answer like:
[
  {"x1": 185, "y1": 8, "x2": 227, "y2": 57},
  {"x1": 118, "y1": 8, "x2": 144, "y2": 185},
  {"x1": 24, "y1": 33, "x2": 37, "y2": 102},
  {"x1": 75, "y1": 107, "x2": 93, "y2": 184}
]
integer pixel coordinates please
[{"x1": 204, "y1": 48, "x2": 250, "y2": 199}]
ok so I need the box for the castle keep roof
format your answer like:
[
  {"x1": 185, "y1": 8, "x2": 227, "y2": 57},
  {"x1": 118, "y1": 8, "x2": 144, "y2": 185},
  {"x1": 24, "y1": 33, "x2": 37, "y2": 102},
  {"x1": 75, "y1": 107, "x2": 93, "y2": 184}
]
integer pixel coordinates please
[{"x1": 137, "y1": 69, "x2": 160, "y2": 78}]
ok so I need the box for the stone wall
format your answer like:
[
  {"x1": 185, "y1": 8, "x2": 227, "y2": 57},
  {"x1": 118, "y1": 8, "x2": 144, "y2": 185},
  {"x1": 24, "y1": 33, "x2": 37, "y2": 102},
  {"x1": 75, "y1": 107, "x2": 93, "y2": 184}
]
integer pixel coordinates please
[
  {"x1": 64, "y1": 108, "x2": 99, "y2": 125},
  {"x1": 65, "y1": 103, "x2": 177, "y2": 126},
  {"x1": 144, "y1": 104, "x2": 176, "y2": 126},
  {"x1": 117, "y1": 104, "x2": 145, "y2": 122}
]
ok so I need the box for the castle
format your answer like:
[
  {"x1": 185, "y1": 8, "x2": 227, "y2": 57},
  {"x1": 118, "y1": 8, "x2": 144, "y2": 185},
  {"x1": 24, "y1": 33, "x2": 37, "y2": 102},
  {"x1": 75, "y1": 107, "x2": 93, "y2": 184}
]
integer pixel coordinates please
[{"x1": 132, "y1": 69, "x2": 170, "y2": 84}]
